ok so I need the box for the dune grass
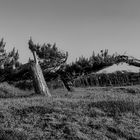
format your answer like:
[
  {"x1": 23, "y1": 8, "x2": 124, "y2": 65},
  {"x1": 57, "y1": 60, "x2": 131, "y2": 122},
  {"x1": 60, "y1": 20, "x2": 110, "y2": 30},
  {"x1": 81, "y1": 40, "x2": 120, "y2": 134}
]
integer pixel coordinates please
[{"x1": 0, "y1": 83, "x2": 140, "y2": 139}]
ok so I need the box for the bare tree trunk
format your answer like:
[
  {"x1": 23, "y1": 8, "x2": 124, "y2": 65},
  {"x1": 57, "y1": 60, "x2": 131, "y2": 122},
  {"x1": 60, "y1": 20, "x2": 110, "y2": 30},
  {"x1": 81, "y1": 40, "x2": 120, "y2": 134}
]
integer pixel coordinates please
[
  {"x1": 30, "y1": 51, "x2": 51, "y2": 97},
  {"x1": 60, "y1": 76, "x2": 74, "y2": 92},
  {"x1": 30, "y1": 61, "x2": 51, "y2": 96}
]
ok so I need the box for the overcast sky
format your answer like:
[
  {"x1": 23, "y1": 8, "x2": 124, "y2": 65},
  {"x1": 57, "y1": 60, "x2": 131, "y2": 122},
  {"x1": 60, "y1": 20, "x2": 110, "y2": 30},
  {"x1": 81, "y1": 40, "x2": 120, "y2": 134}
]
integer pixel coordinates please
[{"x1": 0, "y1": 0, "x2": 140, "y2": 63}]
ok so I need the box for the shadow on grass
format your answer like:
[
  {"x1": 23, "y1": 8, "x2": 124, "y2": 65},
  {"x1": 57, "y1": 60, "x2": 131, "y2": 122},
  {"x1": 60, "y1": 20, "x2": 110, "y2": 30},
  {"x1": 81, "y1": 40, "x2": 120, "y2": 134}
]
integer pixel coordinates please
[
  {"x1": 12, "y1": 106, "x2": 57, "y2": 117},
  {"x1": 115, "y1": 87, "x2": 140, "y2": 95},
  {"x1": 0, "y1": 128, "x2": 27, "y2": 140},
  {"x1": 88, "y1": 100, "x2": 140, "y2": 117}
]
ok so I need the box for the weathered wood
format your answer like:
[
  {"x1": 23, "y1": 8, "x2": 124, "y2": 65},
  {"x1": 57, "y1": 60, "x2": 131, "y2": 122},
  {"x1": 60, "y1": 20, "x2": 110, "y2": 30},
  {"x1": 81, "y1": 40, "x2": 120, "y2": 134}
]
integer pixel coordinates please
[
  {"x1": 30, "y1": 61, "x2": 51, "y2": 97},
  {"x1": 28, "y1": 39, "x2": 51, "y2": 96}
]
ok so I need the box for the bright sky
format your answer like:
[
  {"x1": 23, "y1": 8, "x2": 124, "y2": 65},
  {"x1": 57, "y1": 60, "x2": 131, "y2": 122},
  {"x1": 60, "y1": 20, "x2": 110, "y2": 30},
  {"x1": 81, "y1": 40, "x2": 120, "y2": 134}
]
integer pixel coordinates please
[{"x1": 0, "y1": 0, "x2": 140, "y2": 63}]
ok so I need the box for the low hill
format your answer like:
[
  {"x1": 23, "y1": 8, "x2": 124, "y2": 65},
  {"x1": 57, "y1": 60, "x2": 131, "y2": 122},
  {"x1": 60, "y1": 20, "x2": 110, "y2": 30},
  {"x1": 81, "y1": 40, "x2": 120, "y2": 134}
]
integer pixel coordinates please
[{"x1": 97, "y1": 62, "x2": 140, "y2": 73}]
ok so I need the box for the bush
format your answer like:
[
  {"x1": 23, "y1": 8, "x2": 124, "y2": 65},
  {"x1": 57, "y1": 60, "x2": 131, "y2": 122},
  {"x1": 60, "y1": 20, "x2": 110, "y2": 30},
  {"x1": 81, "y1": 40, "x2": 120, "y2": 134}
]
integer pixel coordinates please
[{"x1": 73, "y1": 71, "x2": 140, "y2": 87}]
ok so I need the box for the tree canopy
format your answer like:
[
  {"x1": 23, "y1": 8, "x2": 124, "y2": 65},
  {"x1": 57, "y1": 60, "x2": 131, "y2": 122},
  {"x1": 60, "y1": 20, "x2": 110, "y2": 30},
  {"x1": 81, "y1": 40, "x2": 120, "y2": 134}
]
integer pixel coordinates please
[
  {"x1": 0, "y1": 38, "x2": 19, "y2": 69},
  {"x1": 0, "y1": 38, "x2": 139, "y2": 88},
  {"x1": 28, "y1": 38, "x2": 68, "y2": 72}
]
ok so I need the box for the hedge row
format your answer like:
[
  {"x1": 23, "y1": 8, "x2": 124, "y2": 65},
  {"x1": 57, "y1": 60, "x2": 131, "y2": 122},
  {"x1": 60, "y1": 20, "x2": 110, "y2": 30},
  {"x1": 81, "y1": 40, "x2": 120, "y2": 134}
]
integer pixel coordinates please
[{"x1": 73, "y1": 71, "x2": 140, "y2": 87}]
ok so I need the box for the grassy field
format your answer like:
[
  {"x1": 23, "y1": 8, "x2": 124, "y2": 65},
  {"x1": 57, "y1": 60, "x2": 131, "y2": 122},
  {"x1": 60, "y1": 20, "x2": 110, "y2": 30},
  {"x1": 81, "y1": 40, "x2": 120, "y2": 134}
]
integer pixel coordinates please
[{"x1": 0, "y1": 83, "x2": 140, "y2": 139}]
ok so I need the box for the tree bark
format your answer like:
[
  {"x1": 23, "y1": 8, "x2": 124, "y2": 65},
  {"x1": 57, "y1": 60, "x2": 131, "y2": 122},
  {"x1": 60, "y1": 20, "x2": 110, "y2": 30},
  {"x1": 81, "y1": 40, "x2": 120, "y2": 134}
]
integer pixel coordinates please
[
  {"x1": 60, "y1": 76, "x2": 74, "y2": 92},
  {"x1": 30, "y1": 61, "x2": 51, "y2": 97},
  {"x1": 29, "y1": 50, "x2": 51, "y2": 97}
]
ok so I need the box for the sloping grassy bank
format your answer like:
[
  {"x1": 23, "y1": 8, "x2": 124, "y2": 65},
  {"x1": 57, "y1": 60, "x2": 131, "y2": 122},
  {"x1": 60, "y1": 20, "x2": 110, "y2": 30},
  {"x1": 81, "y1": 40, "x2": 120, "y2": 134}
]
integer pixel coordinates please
[{"x1": 0, "y1": 85, "x2": 139, "y2": 139}]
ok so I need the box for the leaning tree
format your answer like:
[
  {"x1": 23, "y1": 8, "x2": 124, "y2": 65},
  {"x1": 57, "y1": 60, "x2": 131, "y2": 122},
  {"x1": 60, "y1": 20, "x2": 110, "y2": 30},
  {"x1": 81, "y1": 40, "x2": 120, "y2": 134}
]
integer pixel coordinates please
[
  {"x1": 29, "y1": 39, "x2": 74, "y2": 91},
  {"x1": 0, "y1": 38, "x2": 73, "y2": 96},
  {"x1": 1, "y1": 38, "x2": 140, "y2": 97}
]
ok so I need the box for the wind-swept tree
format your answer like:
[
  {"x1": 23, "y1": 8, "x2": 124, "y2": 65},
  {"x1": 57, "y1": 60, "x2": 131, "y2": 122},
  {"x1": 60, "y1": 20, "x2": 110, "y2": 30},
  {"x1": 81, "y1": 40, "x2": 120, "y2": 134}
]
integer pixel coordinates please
[
  {"x1": 1, "y1": 38, "x2": 140, "y2": 95},
  {"x1": 7, "y1": 48, "x2": 19, "y2": 69},
  {"x1": 64, "y1": 49, "x2": 123, "y2": 79},
  {"x1": 28, "y1": 38, "x2": 72, "y2": 95},
  {"x1": 0, "y1": 38, "x2": 7, "y2": 69},
  {"x1": 0, "y1": 38, "x2": 73, "y2": 94},
  {"x1": 28, "y1": 39, "x2": 51, "y2": 96},
  {"x1": 28, "y1": 39, "x2": 73, "y2": 92},
  {"x1": 0, "y1": 39, "x2": 19, "y2": 70},
  {"x1": 31, "y1": 41, "x2": 68, "y2": 72}
]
